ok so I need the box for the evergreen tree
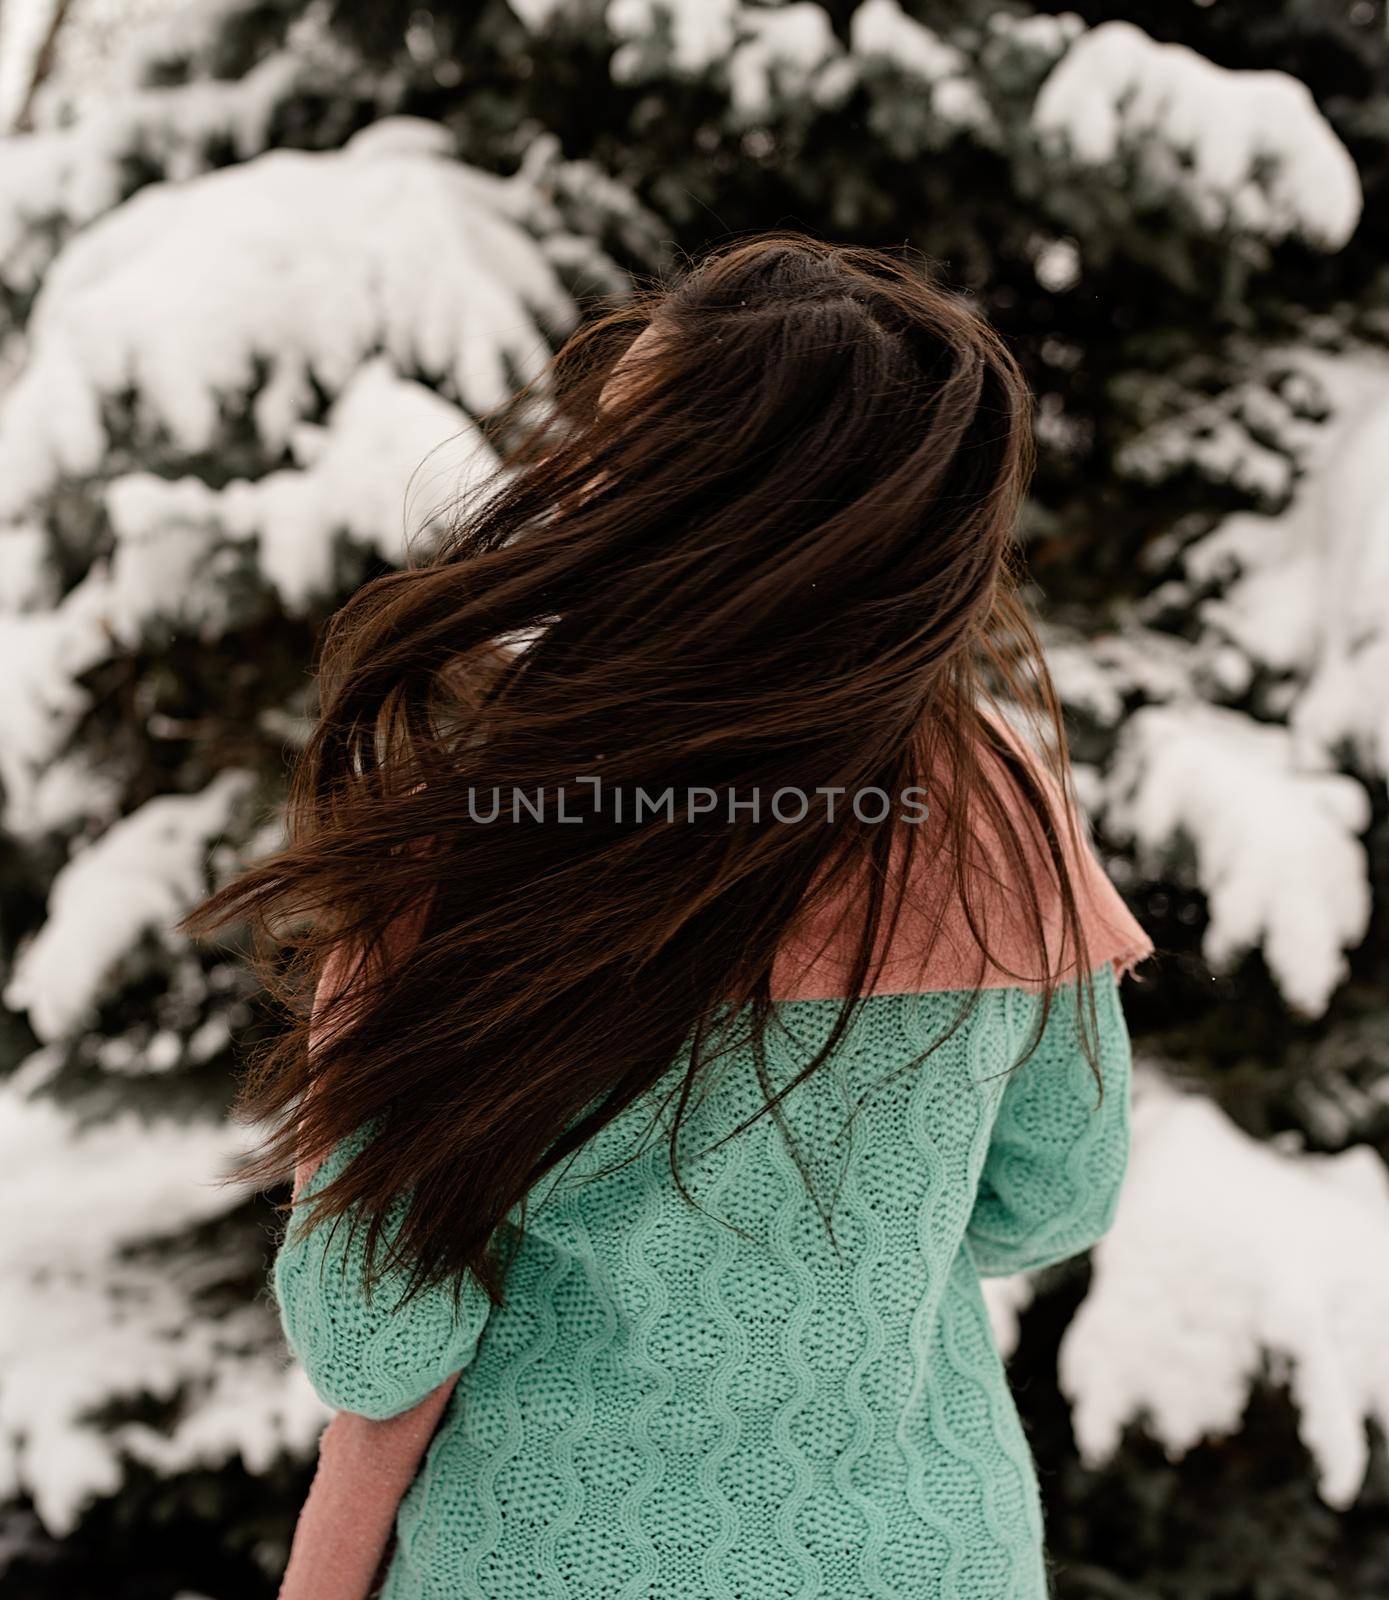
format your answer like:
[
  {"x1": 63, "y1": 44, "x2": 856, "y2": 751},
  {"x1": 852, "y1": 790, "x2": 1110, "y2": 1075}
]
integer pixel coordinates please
[{"x1": 1, "y1": 2, "x2": 1386, "y2": 1594}]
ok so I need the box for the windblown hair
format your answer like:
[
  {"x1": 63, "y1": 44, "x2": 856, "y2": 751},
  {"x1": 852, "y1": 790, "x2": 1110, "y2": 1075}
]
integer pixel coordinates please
[{"x1": 185, "y1": 232, "x2": 1094, "y2": 1306}]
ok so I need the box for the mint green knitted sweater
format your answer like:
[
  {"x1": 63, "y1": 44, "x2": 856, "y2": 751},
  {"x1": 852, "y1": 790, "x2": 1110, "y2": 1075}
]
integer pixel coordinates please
[{"x1": 275, "y1": 965, "x2": 1134, "y2": 1599}]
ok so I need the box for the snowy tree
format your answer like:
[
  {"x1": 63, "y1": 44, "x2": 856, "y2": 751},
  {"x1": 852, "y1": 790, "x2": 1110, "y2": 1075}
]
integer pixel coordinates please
[
  {"x1": 0, "y1": 8, "x2": 647, "y2": 1588},
  {"x1": 1, "y1": 0, "x2": 1387, "y2": 1594}
]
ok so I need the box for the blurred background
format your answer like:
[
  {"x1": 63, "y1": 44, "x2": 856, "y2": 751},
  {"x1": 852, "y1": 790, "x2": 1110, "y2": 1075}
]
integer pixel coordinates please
[{"x1": 1, "y1": 0, "x2": 1387, "y2": 1595}]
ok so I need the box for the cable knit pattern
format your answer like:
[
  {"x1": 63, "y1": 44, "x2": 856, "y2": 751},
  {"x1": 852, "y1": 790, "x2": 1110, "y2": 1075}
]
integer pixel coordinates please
[{"x1": 275, "y1": 965, "x2": 1134, "y2": 1599}]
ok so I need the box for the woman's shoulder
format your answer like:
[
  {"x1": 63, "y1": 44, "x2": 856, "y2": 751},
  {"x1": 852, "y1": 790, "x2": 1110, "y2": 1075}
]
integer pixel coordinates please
[{"x1": 770, "y1": 713, "x2": 1151, "y2": 1003}]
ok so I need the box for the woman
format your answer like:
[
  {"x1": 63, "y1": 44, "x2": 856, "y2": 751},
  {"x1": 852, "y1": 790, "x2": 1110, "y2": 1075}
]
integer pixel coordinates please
[{"x1": 191, "y1": 233, "x2": 1151, "y2": 1599}]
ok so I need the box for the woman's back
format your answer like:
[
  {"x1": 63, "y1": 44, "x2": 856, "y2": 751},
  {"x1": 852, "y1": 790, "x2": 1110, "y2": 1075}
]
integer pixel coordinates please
[
  {"x1": 195, "y1": 233, "x2": 1157, "y2": 1600},
  {"x1": 277, "y1": 958, "x2": 1137, "y2": 1600}
]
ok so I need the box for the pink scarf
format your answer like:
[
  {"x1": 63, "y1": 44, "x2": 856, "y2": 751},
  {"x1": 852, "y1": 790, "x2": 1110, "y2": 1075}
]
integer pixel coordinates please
[{"x1": 277, "y1": 740, "x2": 1153, "y2": 1599}]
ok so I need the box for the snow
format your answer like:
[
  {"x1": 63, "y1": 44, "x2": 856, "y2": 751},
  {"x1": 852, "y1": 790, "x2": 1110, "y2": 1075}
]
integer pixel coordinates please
[
  {"x1": 0, "y1": 51, "x2": 304, "y2": 297},
  {"x1": 0, "y1": 119, "x2": 577, "y2": 518},
  {"x1": 984, "y1": 9, "x2": 1081, "y2": 64},
  {"x1": 9, "y1": 754, "x2": 122, "y2": 840},
  {"x1": 1174, "y1": 352, "x2": 1389, "y2": 776},
  {"x1": 1062, "y1": 1067, "x2": 1389, "y2": 1510},
  {"x1": 38, "y1": 0, "x2": 267, "y2": 109},
  {"x1": 4, "y1": 771, "x2": 253, "y2": 1041},
  {"x1": 0, "y1": 595, "x2": 114, "y2": 835},
  {"x1": 1084, "y1": 348, "x2": 1389, "y2": 1014},
  {"x1": 0, "y1": 1077, "x2": 324, "y2": 1533},
  {"x1": 1104, "y1": 704, "x2": 1370, "y2": 1017},
  {"x1": 849, "y1": 0, "x2": 989, "y2": 132},
  {"x1": 1031, "y1": 237, "x2": 1080, "y2": 293},
  {"x1": 1044, "y1": 624, "x2": 1200, "y2": 728},
  {"x1": 1285, "y1": 362, "x2": 1389, "y2": 774},
  {"x1": 0, "y1": 522, "x2": 52, "y2": 610},
  {"x1": 0, "y1": 518, "x2": 242, "y2": 833},
  {"x1": 608, "y1": 0, "x2": 739, "y2": 80},
  {"x1": 0, "y1": 0, "x2": 1384, "y2": 1546},
  {"x1": 0, "y1": 0, "x2": 61, "y2": 131},
  {"x1": 508, "y1": 0, "x2": 583, "y2": 30},
  {"x1": 1296, "y1": 640, "x2": 1389, "y2": 778},
  {"x1": 607, "y1": 0, "x2": 852, "y2": 115},
  {"x1": 726, "y1": 4, "x2": 851, "y2": 122},
  {"x1": 105, "y1": 359, "x2": 494, "y2": 612},
  {"x1": 850, "y1": 0, "x2": 964, "y2": 83},
  {"x1": 1117, "y1": 384, "x2": 1307, "y2": 505},
  {"x1": 1188, "y1": 510, "x2": 1323, "y2": 676},
  {"x1": 1034, "y1": 20, "x2": 1362, "y2": 249},
  {"x1": 981, "y1": 1275, "x2": 1034, "y2": 1360}
]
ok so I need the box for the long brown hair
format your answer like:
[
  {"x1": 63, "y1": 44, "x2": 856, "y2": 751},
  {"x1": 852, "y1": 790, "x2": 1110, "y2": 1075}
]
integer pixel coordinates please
[{"x1": 185, "y1": 232, "x2": 1093, "y2": 1305}]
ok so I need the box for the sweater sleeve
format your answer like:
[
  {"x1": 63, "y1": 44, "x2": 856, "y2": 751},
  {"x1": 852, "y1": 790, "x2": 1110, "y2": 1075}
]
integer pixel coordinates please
[
  {"x1": 274, "y1": 1130, "x2": 494, "y2": 1420},
  {"x1": 965, "y1": 962, "x2": 1134, "y2": 1279}
]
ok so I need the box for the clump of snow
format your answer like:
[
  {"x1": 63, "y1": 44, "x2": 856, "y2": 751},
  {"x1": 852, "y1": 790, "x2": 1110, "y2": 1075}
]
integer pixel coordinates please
[
  {"x1": 1062, "y1": 1067, "x2": 1389, "y2": 1510},
  {"x1": 38, "y1": 0, "x2": 274, "y2": 111},
  {"x1": 1044, "y1": 623, "x2": 1200, "y2": 728},
  {"x1": 850, "y1": 0, "x2": 963, "y2": 82},
  {"x1": 0, "y1": 51, "x2": 305, "y2": 297},
  {"x1": 4, "y1": 771, "x2": 253, "y2": 1041},
  {"x1": 1117, "y1": 379, "x2": 1317, "y2": 506},
  {"x1": 0, "y1": 593, "x2": 115, "y2": 834},
  {"x1": 608, "y1": 0, "x2": 740, "y2": 80},
  {"x1": 0, "y1": 0, "x2": 60, "y2": 130},
  {"x1": 1172, "y1": 352, "x2": 1389, "y2": 776},
  {"x1": 1284, "y1": 362, "x2": 1389, "y2": 774},
  {"x1": 982, "y1": 1275, "x2": 1034, "y2": 1359},
  {"x1": 984, "y1": 9, "x2": 1082, "y2": 66},
  {"x1": 726, "y1": 4, "x2": 853, "y2": 122},
  {"x1": 0, "y1": 1077, "x2": 324, "y2": 1533},
  {"x1": 507, "y1": 0, "x2": 584, "y2": 31},
  {"x1": 560, "y1": 0, "x2": 997, "y2": 131},
  {"x1": 1187, "y1": 509, "x2": 1325, "y2": 678},
  {"x1": 0, "y1": 120, "x2": 577, "y2": 518},
  {"x1": 1296, "y1": 639, "x2": 1389, "y2": 780},
  {"x1": 0, "y1": 514, "x2": 245, "y2": 833},
  {"x1": 607, "y1": 0, "x2": 852, "y2": 117},
  {"x1": 1034, "y1": 20, "x2": 1362, "y2": 250},
  {"x1": 106, "y1": 359, "x2": 493, "y2": 612},
  {"x1": 10, "y1": 752, "x2": 123, "y2": 840},
  {"x1": 0, "y1": 523, "x2": 53, "y2": 611},
  {"x1": 1070, "y1": 353, "x2": 1389, "y2": 1004},
  {"x1": 1031, "y1": 236, "x2": 1080, "y2": 293},
  {"x1": 3, "y1": 373, "x2": 474, "y2": 824},
  {"x1": 1105, "y1": 704, "x2": 1370, "y2": 1016},
  {"x1": 514, "y1": 133, "x2": 667, "y2": 283},
  {"x1": 849, "y1": 0, "x2": 990, "y2": 133}
]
